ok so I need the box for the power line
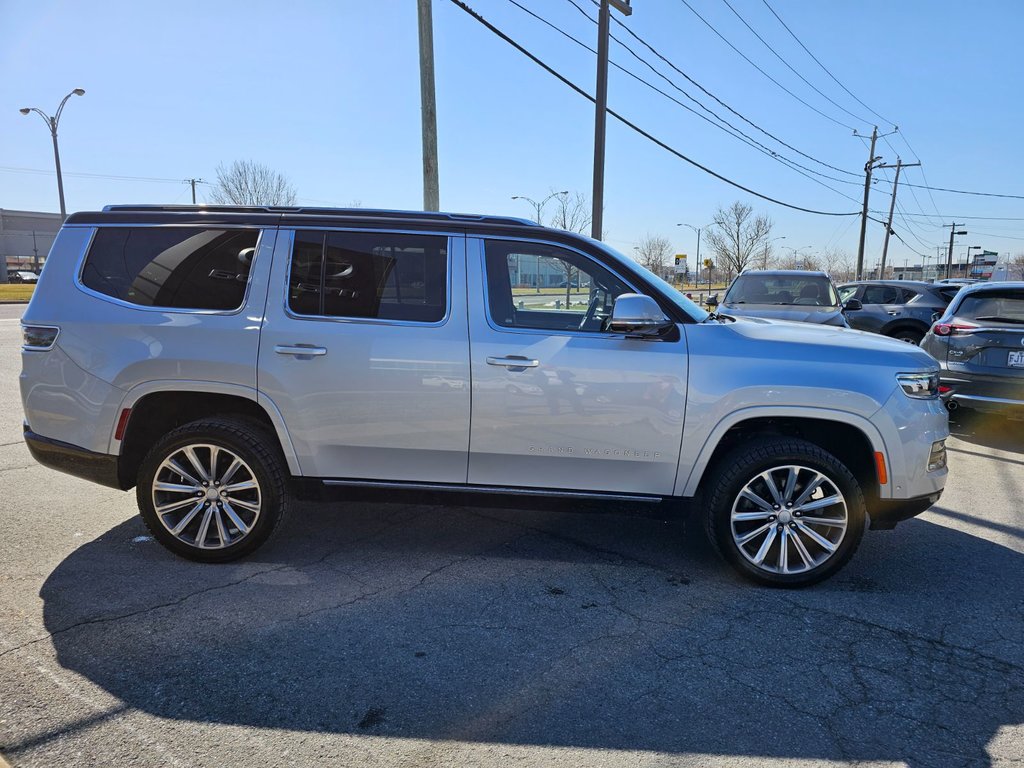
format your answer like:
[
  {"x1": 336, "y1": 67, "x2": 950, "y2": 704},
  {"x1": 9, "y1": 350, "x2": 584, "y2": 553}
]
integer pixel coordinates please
[
  {"x1": 674, "y1": 0, "x2": 856, "y2": 131},
  {"x1": 719, "y1": 0, "x2": 874, "y2": 127},
  {"x1": 448, "y1": 0, "x2": 859, "y2": 216},
  {"x1": 0, "y1": 166, "x2": 183, "y2": 184},
  {"x1": 510, "y1": 0, "x2": 861, "y2": 199},
  {"x1": 565, "y1": 0, "x2": 860, "y2": 179},
  {"x1": 760, "y1": 0, "x2": 894, "y2": 128}
]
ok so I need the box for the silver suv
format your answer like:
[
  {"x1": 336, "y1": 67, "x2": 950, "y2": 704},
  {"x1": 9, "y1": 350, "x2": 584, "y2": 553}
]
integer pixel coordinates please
[{"x1": 20, "y1": 206, "x2": 949, "y2": 586}]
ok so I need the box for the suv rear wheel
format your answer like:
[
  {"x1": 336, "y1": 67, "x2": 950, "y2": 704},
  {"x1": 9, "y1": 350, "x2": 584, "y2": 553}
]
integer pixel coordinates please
[
  {"x1": 136, "y1": 417, "x2": 288, "y2": 562},
  {"x1": 888, "y1": 328, "x2": 925, "y2": 344},
  {"x1": 705, "y1": 437, "x2": 865, "y2": 587}
]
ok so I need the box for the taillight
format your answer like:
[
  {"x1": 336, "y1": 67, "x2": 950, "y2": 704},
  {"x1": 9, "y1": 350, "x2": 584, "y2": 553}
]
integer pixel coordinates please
[
  {"x1": 938, "y1": 385, "x2": 952, "y2": 395},
  {"x1": 21, "y1": 325, "x2": 60, "y2": 350},
  {"x1": 932, "y1": 322, "x2": 977, "y2": 337}
]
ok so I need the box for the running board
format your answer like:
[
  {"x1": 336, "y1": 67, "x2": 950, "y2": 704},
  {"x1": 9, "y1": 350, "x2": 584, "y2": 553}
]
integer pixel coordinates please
[{"x1": 320, "y1": 478, "x2": 662, "y2": 504}]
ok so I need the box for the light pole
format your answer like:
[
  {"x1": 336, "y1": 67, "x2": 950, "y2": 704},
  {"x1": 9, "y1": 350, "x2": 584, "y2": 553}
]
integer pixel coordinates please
[
  {"x1": 513, "y1": 192, "x2": 568, "y2": 292},
  {"x1": 965, "y1": 245, "x2": 982, "y2": 278},
  {"x1": 761, "y1": 236, "x2": 785, "y2": 269},
  {"x1": 677, "y1": 222, "x2": 710, "y2": 287},
  {"x1": 19, "y1": 88, "x2": 86, "y2": 219}
]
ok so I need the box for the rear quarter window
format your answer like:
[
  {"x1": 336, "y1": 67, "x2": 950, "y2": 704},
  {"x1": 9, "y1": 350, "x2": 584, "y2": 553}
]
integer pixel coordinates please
[{"x1": 81, "y1": 227, "x2": 259, "y2": 310}]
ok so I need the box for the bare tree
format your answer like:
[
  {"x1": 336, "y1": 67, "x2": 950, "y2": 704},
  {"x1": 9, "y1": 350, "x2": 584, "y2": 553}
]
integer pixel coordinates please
[
  {"x1": 546, "y1": 191, "x2": 593, "y2": 306},
  {"x1": 209, "y1": 160, "x2": 297, "y2": 206},
  {"x1": 819, "y1": 248, "x2": 854, "y2": 282},
  {"x1": 1009, "y1": 253, "x2": 1024, "y2": 280},
  {"x1": 775, "y1": 252, "x2": 821, "y2": 271},
  {"x1": 705, "y1": 202, "x2": 772, "y2": 279},
  {"x1": 634, "y1": 233, "x2": 673, "y2": 279}
]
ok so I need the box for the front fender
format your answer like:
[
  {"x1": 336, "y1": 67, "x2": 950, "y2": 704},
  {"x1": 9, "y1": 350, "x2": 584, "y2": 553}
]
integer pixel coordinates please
[{"x1": 676, "y1": 405, "x2": 891, "y2": 499}]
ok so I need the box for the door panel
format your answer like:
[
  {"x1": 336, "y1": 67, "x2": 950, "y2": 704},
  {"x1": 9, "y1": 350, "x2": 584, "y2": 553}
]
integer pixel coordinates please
[
  {"x1": 466, "y1": 237, "x2": 687, "y2": 496},
  {"x1": 258, "y1": 229, "x2": 470, "y2": 482}
]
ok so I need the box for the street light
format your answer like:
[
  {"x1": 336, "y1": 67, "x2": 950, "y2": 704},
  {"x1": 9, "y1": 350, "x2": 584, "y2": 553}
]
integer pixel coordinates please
[
  {"x1": 512, "y1": 191, "x2": 568, "y2": 292},
  {"x1": 19, "y1": 88, "x2": 86, "y2": 219},
  {"x1": 965, "y1": 245, "x2": 982, "y2": 278},
  {"x1": 761, "y1": 236, "x2": 785, "y2": 269},
  {"x1": 677, "y1": 222, "x2": 711, "y2": 287}
]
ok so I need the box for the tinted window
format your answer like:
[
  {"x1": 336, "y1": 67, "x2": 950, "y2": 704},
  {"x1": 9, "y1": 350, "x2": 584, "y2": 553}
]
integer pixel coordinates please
[
  {"x1": 838, "y1": 285, "x2": 859, "y2": 303},
  {"x1": 82, "y1": 227, "x2": 259, "y2": 310},
  {"x1": 484, "y1": 240, "x2": 632, "y2": 333},
  {"x1": 288, "y1": 230, "x2": 447, "y2": 322},
  {"x1": 725, "y1": 275, "x2": 838, "y2": 306},
  {"x1": 955, "y1": 290, "x2": 1024, "y2": 323},
  {"x1": 861, "y1": 285, "x2": 903, "y2": 305}
]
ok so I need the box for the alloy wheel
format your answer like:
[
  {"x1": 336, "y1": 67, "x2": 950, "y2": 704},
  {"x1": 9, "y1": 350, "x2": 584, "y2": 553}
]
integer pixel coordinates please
[
  {"x1": 151, "y1": 443, "x2": 262, "y2": 549},
  {"x1": 730, "y1": 464, "x2": 848, "y2": 575}
]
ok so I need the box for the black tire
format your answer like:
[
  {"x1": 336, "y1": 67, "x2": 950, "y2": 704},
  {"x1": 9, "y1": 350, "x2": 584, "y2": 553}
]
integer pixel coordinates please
[
  {"x1": 704, "y1": 437, "x2": 866, "y2": 587},
  {"x1": 136, "y1": 416, "x2": 288, "y2": 563},
  {"x1": 888, "y1": 328, "x2": 925, "y2": 345}
]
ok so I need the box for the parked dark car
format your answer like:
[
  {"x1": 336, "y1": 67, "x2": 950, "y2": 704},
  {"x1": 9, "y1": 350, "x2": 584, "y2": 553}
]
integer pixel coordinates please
[
  {"x1": 920, "y1": 281, "x2": 1024, "y2": 418},
  {"x1": 717, "y1": 270, "x2": 850, "y2": 326},
  {"x1": 838, "y1": 280, "x2": 961, "y2": 344},
  {"x1": 8, "y1": 270, "x2": 39, "y2": 284}
]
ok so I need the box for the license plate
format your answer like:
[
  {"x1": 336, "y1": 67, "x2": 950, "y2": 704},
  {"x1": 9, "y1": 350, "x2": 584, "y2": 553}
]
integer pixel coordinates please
[{"x1": 1010, "y1": 350, "x2": 1024, "y2": 368}]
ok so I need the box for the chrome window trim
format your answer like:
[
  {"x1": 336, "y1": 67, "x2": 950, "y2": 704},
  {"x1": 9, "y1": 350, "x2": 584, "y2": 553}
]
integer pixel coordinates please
[
  {"x1": 72, "y1": 224, "x2": 265, "y2": 317},
  {"x1": 280, "y1": 227, "x2": 456, "y2": 329},
  {"x1": 474, "y1": 234, "x2": 675, "y2": 341},
  {"x1": 20, "y1": 324, "x2": 61, "y2": 352}
]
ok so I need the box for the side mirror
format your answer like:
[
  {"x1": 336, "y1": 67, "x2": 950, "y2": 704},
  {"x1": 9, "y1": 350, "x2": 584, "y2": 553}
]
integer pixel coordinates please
[
  {"x1": 706, "y1": 293, "x2": 719, "y2": 308},
  {"x1": 608, "y1": 294, "x2": 673, "y2": 337},
  {"x1": 843, "y1": 298, "x2": 863, "y2": 312}
]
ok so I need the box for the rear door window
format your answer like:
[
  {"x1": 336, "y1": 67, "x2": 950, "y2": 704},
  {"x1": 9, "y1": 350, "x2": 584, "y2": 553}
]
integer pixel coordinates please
[
  {"x1": 287, "y1": 230, "x2": 448, "y2": 323},
  {"x1": 861, "y1": 285, "x2": 903, "y2": 305},
  {"x1": 82, "y1": 227, "x2": 259, "y2": 310}
]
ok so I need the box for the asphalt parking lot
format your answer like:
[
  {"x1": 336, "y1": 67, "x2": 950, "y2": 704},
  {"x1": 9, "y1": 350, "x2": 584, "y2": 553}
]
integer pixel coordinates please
[{"x1": 0, "y1": 301, "x2": 1022, "y2": 768}]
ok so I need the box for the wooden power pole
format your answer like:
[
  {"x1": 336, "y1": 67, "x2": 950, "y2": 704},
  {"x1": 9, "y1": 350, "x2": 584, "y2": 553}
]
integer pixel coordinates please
[
  {"x1": 877, "y1": 158, "x2": 920, "y2": 278},
  {"x1": 417, "y1": 0, "x2": 440, "y2": 211}
]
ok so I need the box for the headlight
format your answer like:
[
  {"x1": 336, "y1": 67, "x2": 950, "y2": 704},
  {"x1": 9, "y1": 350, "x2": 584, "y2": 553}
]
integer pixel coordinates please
[{"x1": 896, "y1": 371, "x2": 939, "y2": 399}]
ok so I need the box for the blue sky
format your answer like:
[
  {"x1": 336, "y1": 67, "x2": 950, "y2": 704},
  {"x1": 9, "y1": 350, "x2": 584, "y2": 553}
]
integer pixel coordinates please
[{"x1": 2, "y1": 0, "x2": 1023, "y2": 269}]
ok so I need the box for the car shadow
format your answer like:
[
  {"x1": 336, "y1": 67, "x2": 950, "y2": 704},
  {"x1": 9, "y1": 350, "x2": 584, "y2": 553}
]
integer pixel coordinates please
[
  {"x1": 31, "y1": 500, "x2": 1024, "y2": 767},
  {"x1": 949, "y1": 409, "x2": 1024, "y2": 454}
]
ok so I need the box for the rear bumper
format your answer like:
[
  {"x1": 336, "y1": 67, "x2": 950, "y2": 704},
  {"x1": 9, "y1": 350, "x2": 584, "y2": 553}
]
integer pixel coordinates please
[
  {"x1": 939, "y1": 370, "x2": 1024, "y2": 416},
  {"x1": 869, "y1": 490, "x2": 943, "y2": 530},
  {"x1": 23, "y1": 424, "x2": 125, "y2": 490}
]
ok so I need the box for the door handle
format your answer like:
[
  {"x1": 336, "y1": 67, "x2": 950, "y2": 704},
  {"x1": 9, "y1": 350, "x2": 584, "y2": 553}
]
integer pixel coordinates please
[
  {"x1": 486, "y1": 356, "x2": 539, "y2": 368},
  {"x1": 275, "y1": 344, "x2": 327, "y2": 357}
]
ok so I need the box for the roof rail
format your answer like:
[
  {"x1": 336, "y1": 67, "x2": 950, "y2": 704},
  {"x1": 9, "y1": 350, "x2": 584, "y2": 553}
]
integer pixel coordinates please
[{"x1": 100, "y1": 204, "x2": 540, "y2": 227}]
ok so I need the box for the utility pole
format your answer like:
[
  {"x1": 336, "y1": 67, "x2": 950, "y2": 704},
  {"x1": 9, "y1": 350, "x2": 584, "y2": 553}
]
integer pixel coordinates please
[
  {"x1": 417, "y1": 0, "x2": 440, "y2": 211},
  {"x1": 852, "y1": 126, "x2": 898, "y2": 280},
  {"x1": 945, "y1": 223, "x2": 967, "y2": 279},
  {"x1": 877, "y1": 158, "x2": 920, "y2": 278},
  {"x1": 184, "y1": 178, "x2": 205, "y2": 204},
  {"x1": 31, "y1": 230, "x2": 39, "y2": 273},
  {"x1": 591, "y1": 0, "x2": 632, "y2": 241},
  {"x1": 853, "y1": 126, "x2": 880, "y2": 280}
]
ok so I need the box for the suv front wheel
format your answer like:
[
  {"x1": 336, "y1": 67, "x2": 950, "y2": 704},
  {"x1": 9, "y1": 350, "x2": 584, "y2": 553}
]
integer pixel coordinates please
[
  {"x1": 136, "y1": 417, "x2": 288, "y2": 562},
  {"x1": 705, "y1": 437, "x2": 866, "y2": 587}
]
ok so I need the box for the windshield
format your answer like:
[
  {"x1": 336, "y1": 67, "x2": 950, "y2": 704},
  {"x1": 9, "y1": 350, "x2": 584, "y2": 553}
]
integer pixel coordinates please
[
  {"x1": 955, "y1": 289, "x2": 1024, "y2": 323},
  {"x1": 595, "y1": 242, "x2": 710, "y2": 322},
  {"x1": 725, "y1": 274, "x2": 839, "y2": 307}
]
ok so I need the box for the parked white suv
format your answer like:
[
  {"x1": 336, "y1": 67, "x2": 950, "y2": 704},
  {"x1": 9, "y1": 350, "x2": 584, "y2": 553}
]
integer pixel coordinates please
[{"x1": 20, "y1": 206, "x2": 949, "y2": 586}]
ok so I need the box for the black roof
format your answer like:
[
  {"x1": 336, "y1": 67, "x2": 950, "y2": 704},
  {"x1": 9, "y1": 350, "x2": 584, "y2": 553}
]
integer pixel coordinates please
[{"x1": 65, "y1": 205, "x2": 544, "y2": 232}]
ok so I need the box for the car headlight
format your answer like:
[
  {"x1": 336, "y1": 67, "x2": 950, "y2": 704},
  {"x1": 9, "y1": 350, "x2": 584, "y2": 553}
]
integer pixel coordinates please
[{"x1": 896, "y1": 371, "x2": 939, "y2": 399}]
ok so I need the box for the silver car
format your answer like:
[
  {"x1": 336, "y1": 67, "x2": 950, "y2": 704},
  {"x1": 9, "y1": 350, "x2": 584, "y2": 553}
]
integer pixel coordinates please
[
  {"x1": 717, "y1": 270, "x2": 850, "y2": 326},
  {"x1": 20, "y1": 205, "x2": 949, "y2": 587}
]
